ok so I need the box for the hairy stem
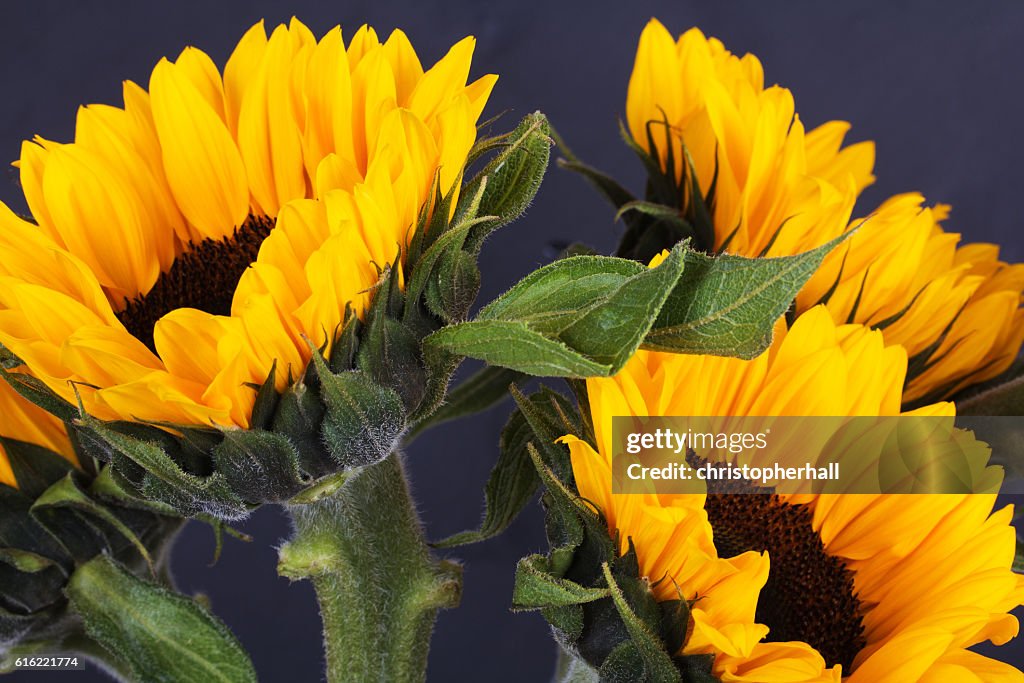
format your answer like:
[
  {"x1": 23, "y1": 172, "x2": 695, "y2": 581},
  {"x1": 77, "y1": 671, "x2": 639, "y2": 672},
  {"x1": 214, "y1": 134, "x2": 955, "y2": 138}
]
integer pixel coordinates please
[{"x1": 279, "y1": 453, "x2": 461, "y2": 683}]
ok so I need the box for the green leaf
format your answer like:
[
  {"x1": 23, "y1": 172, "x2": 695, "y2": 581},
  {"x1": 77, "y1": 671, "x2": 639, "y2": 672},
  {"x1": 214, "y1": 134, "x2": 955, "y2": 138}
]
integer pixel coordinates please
[
  {"x1": 644, "y1": 235, "x2": 850, "y2": 359},
  {"x1": 67, "y1": 555, "x2": 257, "y2": 683},
  {"x1": 513, "y1": 554, "x2": 609, "y2": 610},
  {"x1": 427, "y1": 244, "x2": 687, "y2": 377},
  {"x1": 32, "y1": 473, "x2": 156, "y2": 571},
  {"x1": 432, "y1": 394, "x2": 540, "y2": 547},
  {"x1": 600, "y1": 563, "x2": 681, "y2": 683},
  {"x1": 425, "y1": 320, "x2": 613, "y2": 377}
]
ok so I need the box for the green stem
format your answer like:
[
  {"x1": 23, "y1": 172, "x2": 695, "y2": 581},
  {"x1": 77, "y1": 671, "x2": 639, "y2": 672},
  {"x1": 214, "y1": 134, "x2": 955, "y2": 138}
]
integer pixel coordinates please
[
  {"x1": 553, "y1": 646, "x2": 599, "y2": 683},
  {"x1": 278, "y1": 452, "x2": 461, "y2": 683}
]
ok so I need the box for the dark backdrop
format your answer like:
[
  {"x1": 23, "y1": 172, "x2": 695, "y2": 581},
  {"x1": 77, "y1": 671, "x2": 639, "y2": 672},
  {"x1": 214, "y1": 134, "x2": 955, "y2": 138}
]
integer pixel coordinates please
[{"x1": 2, "y1": 1, "x2": 1023, "y2": 680}]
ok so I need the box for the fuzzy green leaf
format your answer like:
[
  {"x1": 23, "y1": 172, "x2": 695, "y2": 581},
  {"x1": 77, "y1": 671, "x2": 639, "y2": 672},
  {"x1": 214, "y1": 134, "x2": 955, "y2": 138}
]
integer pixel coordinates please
[
  {"x1": 600, "y1": 563, "x2": 681, "y2": 683},
  {"x1": 67, "y1": 555, "x2": 256, "y2": 683},
  {"x1": 464, "y1": 111, "x2": 551, "y2": 251},
  {"x1": 433, "y1": 406, "x2": 539, "y2": 547},
  {"x1": 645, "y1": 235, "x2": 849, "y2": 359},
  {"x1": 426, "y1": 244, "x2": 687, "y2": 377},
  {"x1": 513, "y1": 554, "x2": 610, "y2": 609}
]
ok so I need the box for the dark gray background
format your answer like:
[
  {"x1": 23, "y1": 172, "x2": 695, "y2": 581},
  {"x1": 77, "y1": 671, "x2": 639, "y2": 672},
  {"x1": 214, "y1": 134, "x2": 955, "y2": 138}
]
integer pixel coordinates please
[{"x1": 2, "y1": 1, "x2": 1023, "y2": 680}]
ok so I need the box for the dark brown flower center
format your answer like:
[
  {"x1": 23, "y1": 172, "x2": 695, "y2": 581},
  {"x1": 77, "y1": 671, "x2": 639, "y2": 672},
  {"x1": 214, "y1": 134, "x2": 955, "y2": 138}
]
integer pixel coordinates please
[
  {"x1": 116, "y1": 215, "x2": 274, "y2": 353},
  {"x1": 704, "y1": 493, "x2": 866, "y2": 672}
]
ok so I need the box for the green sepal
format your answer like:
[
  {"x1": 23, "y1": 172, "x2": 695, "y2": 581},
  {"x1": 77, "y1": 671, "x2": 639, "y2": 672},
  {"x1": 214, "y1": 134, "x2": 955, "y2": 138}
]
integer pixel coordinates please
[
  {"x1": 674, "y1": 654, "x2": 718, "y2": 683},
  {"x1": 644, "y1": 234, "x2": 851, "y2": 359},
  {"x1": 212, "y1": 429, "x2": 308, "y2": 503},
  {"x1": 425, "y1": 244, "x2": 687, "y2": 377},
  {"x1": 74, "y1": 419, "x2": 250, "y2": 520},
  {"x1": 430, "y1": 250, "x2": 481, "y2": 323},
  {"x1": 271, "y1": 376, "x2": 330, "y2": 479},
  {"x1": 248, "y1": 362, "x2": 281, "y2": 430},
  {"x1": 310, "y1": 352, "x2": 406, "y2": 470},
  {"x1": 513, "y1": 554, "x2": 609, "y2": 609},
  {"x1": 406, "y1": 365, "x2": 525, "y2": 439},
  {"x1": 598, "y1": 563, "x2": 680, "y2": 683},
  {"x1": 357, "y1": 309, "x2": 427, "y2": 413},
  {"x1": 0, "y1": 367, "x2": 78, "y2": 423},
  {"x1": 460, "y1": 111, "x2": 552, "y2": 253},
  {"x1": 66, "y1": 555, "x2": 257, "y2": 683}
]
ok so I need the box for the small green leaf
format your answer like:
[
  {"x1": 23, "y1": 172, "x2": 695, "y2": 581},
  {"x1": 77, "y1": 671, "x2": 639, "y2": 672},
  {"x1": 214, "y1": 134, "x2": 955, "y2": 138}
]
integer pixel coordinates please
[
  {"x1": 67, "y1": 555, "x2": 257, "y2": 683},
  {"x1": 426, "y1": 320, "x2": 613, "y2": 377},
  {"x1": 427, "y1": 245, "x2": 687, "y2": 378},
  {"x1": 465, "y1": 111, "x2": 551, "y2": 251},
  {"x1": 433, "y1": 395, "x2": 541, "y2": 547},
  {"x1": 600, "y1": 563, "x2": 681, "y2": 683},
  {"x1": 32, "y1": 473, "x2": 155, "y2": 572},
  {"x1": 645, "y1": 235, "x2": 850, "y2": 359},
  {"x1": 513, "y1": 554, "x2": 610, "y2": 610}
]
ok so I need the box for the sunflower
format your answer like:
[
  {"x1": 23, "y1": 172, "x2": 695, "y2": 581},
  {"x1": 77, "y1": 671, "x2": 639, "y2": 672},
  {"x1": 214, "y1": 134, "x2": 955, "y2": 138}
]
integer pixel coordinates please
[
  {"x1": 797, "y1": 193, "x2": 1024, "y2": 404},
  {"x1": 0, "y1": 19, "x2": 495, "y2": 428},
  {"x1": 0, "y1": 372, "x2": 74, "y2": 488},
  {"x1": 625, "y1": 19, "x2": 875, "y2": 258},
  {"x1": 561, "y1": 306, "x2": 1024, "y2": 680},
  {"x1": 625, "y1": 19, "x2": 1024, "y2": 403}
]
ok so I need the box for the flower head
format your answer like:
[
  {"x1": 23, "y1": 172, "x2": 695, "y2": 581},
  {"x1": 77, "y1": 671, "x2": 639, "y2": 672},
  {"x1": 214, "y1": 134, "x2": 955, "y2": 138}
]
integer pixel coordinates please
[
  {"x1": 798, "y1": 193, "x2": 1024, "y2": 403},
  {"x1": 562, "y1": 307, "x2": 1024, "y2": 680},
  {"x1": 0, "y1": 19, "x2": 495, "y2": 429},
  {"x1": 624, "y1": 20, "x2": 1024, "y2": 403},
  {"x1": 626, "y1": 19, "x2": 874, "y2": 257}
]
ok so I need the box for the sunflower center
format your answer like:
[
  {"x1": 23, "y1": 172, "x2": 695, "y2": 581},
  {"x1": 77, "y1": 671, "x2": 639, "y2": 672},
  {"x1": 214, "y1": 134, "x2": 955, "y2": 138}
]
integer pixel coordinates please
[
  {"x1": 116, "y1": 215, "x2": 274, "y2": 352},
  {"x1": 704, "y1": 493, "x2": 865, "y2": 672}
]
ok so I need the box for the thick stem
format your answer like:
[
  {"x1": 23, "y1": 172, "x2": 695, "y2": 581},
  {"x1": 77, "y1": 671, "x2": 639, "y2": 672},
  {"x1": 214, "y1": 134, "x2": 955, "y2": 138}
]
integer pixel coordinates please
[{"x1": 279, "y1": 452, "x2": 461, "y2": 683}]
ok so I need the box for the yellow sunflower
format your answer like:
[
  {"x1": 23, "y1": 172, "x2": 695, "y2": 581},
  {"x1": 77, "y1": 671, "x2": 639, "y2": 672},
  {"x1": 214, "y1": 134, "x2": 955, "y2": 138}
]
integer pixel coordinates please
[
  {"x1": 797, "y1": 193, "x2": 1024, "y2": 404},
  {"x1": 0, "y1": 19, "x2": 495, "y2": 428},
  {"x1": 562, "y1": 306, "x2": 1024, "y2": 681},
  {"x1": 625, "y1": 19, "x2": 1024, "y2": 403},
  {"x1": 0, "y1": 373, "x2": 74, "y2": 488},
  {"x1": 625, "y1": 19, "x2": 874, "y2": 258}
]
